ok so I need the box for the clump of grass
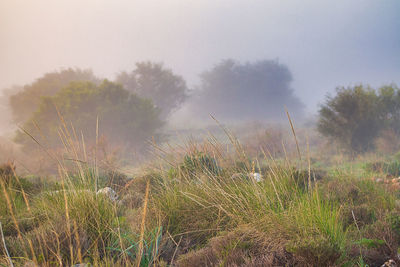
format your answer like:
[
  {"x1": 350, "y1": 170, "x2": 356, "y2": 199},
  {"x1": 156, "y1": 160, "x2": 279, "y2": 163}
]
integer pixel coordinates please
[
  {"x1": 177, "y1": 226, "x2": 295, "y2": 266},
  {"x1": 285, "y1": 193, "x2": 346, "y2": 265},
  {"x1": 0, "y1": 116, "x2": 166, "y2": 266},
  {"x1": 152, "y1": 123, "x2": 400, "y2": 266},
  {"x1": 151, "y1": 137, "x2": 349, "y2": 265},
  {"x1": 0, "y1": 173, "x2": 123, "y2": 265},
  {"x1": 365, "y1": 160, "x2": 400, "y2": 177}
]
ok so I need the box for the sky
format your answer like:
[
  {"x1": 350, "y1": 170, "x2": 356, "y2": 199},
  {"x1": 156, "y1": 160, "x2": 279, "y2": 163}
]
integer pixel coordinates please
[{"x1": 1, "y1": 0, "x2": 399, "y2": 116}]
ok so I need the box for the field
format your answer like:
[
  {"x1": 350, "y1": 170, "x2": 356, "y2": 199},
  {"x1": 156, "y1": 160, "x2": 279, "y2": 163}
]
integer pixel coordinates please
[
  {"x1": 2, "y1": 0, "x2": 398, "y2": 266},
  {"x1": 1, "y1": 124, "x2": 400, "y2": 267}
]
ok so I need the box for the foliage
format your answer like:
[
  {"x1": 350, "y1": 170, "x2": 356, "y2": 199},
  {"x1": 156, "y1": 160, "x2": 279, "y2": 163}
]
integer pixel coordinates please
[
  {"x1": 318, "y1": 84, "x2": 400, "y2": 153},
  {"x1": 365, "y1": 160, "x2": 400, "y2": 177},
  {"x1": 181, "y1": 152, "x2": 221, "y2": 176},
  {"x1": 189, "y1": 59, "x2": 304, "y2": 121},
  {"x1": 378, "y1": 85, "x2": 400, "y2": 133},
  {"x1": 15, "y1": 80, "x2": 163, "y2": 151},
  {"x1": 9, "y1": 68, "x2": 99, "y2": 124},
  {"x1": 354, "y1": 238, "x2": 385, "y2": 249},
  {"x1": 116, "y1": 62, "x2": 188, "y2": 119},
  {"x1": 107, "y1": 226, "x2": 162, "y2": 266}
]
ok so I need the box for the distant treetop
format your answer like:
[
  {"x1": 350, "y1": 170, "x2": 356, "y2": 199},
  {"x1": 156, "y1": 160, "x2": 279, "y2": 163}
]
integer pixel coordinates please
[
  {"x1": 116, "y1": 62, "x2": 188, "y2": 119},
  {"x1": 9, "y1": 68, "x2": 99, "y2": 124},
  {"x1": 188, "y1": 59, "x2": 304, "y2": 122},
  {"x1": 15, "y1": 80, "x2": 163, "y2": 152}
]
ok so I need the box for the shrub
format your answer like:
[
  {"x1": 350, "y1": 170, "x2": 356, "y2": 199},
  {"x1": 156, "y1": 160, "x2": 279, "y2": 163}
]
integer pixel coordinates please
[{"x1": 318, "y1": 84, "x2": 400, "y2": 153}]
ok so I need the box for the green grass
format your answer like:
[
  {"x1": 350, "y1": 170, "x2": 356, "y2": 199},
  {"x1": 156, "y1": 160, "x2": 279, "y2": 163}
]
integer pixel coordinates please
[{"x1": 2, "y1": 133, "x2": 400, "y2": 266}]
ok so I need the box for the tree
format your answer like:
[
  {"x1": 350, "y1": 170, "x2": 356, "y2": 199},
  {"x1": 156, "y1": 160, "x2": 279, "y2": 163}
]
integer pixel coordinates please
[
  {"x1": 317, "y1": 84, "x2": 400, "y2": 153},
  {"x1": 377, "y1": 85, "x2": 400, "y2": 133},
  {"x1": 188, "y1": 59, "x2": 304, "y2": 122},
  {"x1": 9, "y1": 68, "x2": 99, "y2": 124},
  {"x1": 116, "y1": 62, "x2": 188, "y2": 119},
  {"x1": 15, "y1": 80, "x2": 163, "y2": 151}
]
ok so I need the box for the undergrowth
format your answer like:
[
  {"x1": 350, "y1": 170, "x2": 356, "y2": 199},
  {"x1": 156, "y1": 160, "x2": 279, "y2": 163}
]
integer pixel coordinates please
[{"x1": 1, "y1": 124, "x2": 400, "y2": 266}]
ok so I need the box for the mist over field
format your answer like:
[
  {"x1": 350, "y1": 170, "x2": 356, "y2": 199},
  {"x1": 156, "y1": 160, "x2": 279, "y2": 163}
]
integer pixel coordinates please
[
  {"x1": 0, "y1": 0, "x2": 398, "y2": 175},
  {"x1": 1, "y1": 1, "x2": 400, "y2": 266},
  {"x1": 1, "y1": 0, "x2": 399, "y2": 132}
]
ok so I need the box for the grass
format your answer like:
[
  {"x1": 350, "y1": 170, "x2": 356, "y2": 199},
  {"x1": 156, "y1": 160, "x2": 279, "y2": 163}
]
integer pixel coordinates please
[
  {"x1": 1, "y1": 125, "x2": 400, "y2": 266},
  {"x1": 155, "y1": 157, "x2": 348, "y2": 265}
]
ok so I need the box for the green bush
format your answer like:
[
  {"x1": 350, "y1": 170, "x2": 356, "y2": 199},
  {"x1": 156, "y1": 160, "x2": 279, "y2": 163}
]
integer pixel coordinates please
[{"x1": 318, "y1": 84, "x2": 400, "y2": 153}]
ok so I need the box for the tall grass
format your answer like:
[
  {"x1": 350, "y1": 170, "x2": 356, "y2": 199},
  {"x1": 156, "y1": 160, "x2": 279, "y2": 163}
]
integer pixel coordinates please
[
  {"x1": 150, "y1": 129, "x2": 351, "y2": 265},
  {"x1": 0, "y1": 118, "x2": 163, "y2": 266},
  {"x1": 1, "y1": 117, "x2": 400, "y2": 266}
]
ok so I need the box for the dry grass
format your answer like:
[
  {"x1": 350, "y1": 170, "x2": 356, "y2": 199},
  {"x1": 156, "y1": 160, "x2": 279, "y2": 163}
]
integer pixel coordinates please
[{"x1": 1, "y1": 121, "x2": 400, "y2": 266}]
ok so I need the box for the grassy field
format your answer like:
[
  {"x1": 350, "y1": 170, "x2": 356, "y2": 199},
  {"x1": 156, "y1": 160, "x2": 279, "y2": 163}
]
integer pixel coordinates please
[{"x1": 1, "y1": 126, "x2": 400, "y2": 266}]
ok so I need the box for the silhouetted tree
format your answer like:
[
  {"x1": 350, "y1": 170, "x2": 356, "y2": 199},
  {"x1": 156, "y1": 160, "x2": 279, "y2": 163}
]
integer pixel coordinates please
[
  {"x1": 189, "y1": 59, "x2": 304, "y2": 122},
  {"x1": 116, "y1": 62, "x2": 188, "y2": 119}
]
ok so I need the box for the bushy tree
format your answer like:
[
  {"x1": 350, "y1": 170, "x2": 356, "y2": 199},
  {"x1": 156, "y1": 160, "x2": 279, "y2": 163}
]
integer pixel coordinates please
[
  {"x1": 188, "y1": 59, "x2": 304, "y2": 122},
  {"x1": 10, "y1": 68, "x2": 99, "y2": 123},
  {"x1": 15, "y1": 80, "x2": 163, "y2": 151},
  {"x1": 377, "y1": 85, "x2": 400, "y2": 133},
  {"x1": 116, "y1": 62, "x2": 188, "y2": 119},
  {"x1": 318, "y1": 84, "x2": 400, "y2": 153}
]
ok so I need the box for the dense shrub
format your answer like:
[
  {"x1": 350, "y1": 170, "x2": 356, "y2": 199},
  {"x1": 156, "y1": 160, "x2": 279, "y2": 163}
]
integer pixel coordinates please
[{"x1": 318, "y1": 84, "x2": 400, "y2": 153}]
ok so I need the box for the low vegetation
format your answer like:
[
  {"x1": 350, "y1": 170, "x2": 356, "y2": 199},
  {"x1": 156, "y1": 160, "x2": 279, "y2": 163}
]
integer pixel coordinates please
[{"x1": 1, "y1": 126, "x2": 400, "y2": 267}]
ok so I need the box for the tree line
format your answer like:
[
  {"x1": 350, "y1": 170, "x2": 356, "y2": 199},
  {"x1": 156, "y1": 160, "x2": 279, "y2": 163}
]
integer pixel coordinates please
[
  {"x1": 4, "y1": 60, "x2": 304, "y2": 153},
  {"x1": 4, "y1": 58, "x2": 396, "y2": 155}
]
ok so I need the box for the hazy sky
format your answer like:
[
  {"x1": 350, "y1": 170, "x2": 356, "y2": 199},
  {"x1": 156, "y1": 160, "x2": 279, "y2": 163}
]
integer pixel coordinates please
[{"x1": 1, "y1": 0, "x2": 399, "y2": 113}]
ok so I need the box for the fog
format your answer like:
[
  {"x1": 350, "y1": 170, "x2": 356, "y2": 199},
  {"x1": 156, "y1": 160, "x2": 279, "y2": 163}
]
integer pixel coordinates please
[
  {"x1": 2, "y1": 1, "x2": 399, "y2": 96},
  {"x1": 2, "y1": 2, "x2": 400, "y2": 263},
  {"x1": 1, "y1": 0, "x2": 399, "y2": 133}
]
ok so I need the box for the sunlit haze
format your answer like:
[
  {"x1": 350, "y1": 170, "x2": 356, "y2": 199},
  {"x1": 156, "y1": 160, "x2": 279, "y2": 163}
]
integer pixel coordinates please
[
  {"x1": 1, "y1": 0, "x2": 398, "y2": 113},
  {"x1": 2, "y1": 2, "x2": 400, "y2": 264}
]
